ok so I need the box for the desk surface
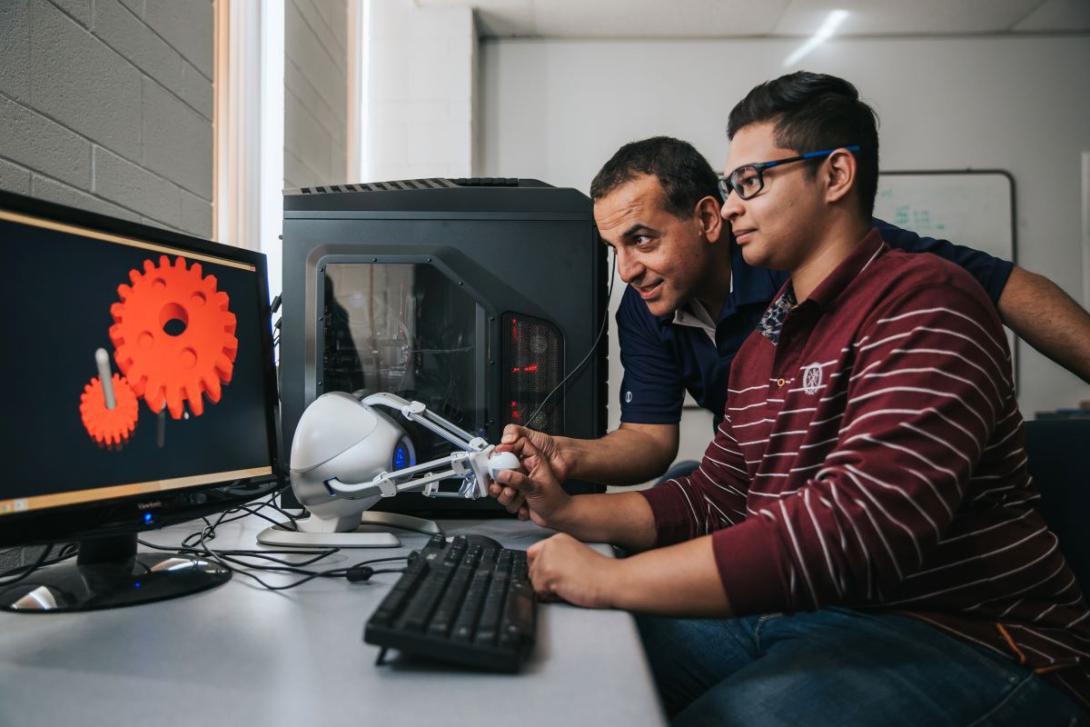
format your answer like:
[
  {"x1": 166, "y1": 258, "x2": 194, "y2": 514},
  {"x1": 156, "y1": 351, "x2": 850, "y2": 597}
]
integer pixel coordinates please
[{"x1": 0, "y1": 516, "x2": 665, "y2": 727}]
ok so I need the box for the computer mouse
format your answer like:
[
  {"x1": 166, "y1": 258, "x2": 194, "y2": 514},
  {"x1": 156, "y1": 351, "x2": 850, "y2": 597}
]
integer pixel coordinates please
[{"x1": 459, "y1": 533, "x2": 503, "y2": 550}]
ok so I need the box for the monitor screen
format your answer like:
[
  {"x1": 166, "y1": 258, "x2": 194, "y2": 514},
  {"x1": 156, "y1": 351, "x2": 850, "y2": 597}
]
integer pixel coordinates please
[{"x1": 0, "y1": 194, "x2": 279, "y2": 535}]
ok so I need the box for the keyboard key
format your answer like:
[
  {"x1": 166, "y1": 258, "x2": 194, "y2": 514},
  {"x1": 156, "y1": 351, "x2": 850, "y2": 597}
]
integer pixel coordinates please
[{"x1": 364, "y1": 536, "x2": 537, "y2": 672}]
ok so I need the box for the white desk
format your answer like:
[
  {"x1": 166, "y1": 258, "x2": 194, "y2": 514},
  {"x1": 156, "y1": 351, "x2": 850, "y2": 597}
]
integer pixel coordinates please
[{"x1": 0, "y1": 516, "x2": 666, "y2": 727}]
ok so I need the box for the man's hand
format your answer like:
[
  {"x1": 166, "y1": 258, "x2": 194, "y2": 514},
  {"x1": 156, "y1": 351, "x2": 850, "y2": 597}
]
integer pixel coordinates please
[
  {"x1": 489, "y1": 424, "x2": 573, "y2": 517},
  {"x1": 527, "y1": 533, "x2": 621, "y2": 609},
  {"x1": 492, "y1": 438, "x2": 574, "y2": 529},
  {"x1": 498, "y1": 424, "x2": 573, "y2": 480}
]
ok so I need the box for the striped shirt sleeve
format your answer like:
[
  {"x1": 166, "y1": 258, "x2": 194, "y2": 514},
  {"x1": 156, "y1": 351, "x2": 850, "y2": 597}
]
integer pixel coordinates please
[
  {"x1": 714, "y1": 283, "x2": 1012, "y2": 615},
  {"x1": 639, "y1": 416, "x2": 752, "y2": 545}
]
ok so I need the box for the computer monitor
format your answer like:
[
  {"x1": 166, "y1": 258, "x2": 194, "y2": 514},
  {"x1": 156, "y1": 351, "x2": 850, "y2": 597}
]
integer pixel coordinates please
[{"x1": 0, "y1": 190, "x2": 282, "y2": 612}]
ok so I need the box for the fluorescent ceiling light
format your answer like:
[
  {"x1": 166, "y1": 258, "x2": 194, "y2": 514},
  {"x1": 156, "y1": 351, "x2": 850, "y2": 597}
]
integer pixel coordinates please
[{"x1": 783, "y1": 9, "x2": 850, "y2": 67}]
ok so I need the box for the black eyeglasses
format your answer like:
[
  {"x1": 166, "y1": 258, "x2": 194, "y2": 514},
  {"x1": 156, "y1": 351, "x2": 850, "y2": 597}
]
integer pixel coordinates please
[{"x1": 718, "y1": 145, "x2": 861, "y2": 201}]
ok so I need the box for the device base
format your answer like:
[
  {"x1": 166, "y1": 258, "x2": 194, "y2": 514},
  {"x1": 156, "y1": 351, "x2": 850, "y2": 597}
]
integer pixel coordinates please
[
  {"x1": 254, "y1": 509, "x2": 443, "y2": 548},
  {"x1": 0, "y1": 553, "x2": 231, "y2": 612},
  {"x1": 360, "y1": 510, "x2": 442, "y2": 536},
  {"x1": 256, "y1": 524, "x2": 401, "y2": 548}
]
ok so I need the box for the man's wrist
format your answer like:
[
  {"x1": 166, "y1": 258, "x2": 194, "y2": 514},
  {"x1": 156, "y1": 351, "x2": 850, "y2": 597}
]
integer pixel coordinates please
[
  {"x1": 604, "y1": 555, "x2": 637, "y2": 610},
  {"x1": 541, "y1": 489, "x2": 579, "y2": 532},
  {"x1": 553, "y1": 435, "x2": 581, "y2": 481}
]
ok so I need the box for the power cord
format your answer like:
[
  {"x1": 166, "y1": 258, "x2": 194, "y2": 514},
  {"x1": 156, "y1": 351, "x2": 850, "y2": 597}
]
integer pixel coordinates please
[
  {"x1": 525, "y1": 246, "x2": 616, "y2": 427},
  {"x1": 139, "y1": 491, "x2": 409, "y2": 591},
  {"x1": 0, "y1": 543, "x2": 80, "y2": 587},
  {"x1": 139, "y1": 534, "x2": 409, "y2": 591},
  {"x1": 1, "y1": 487, "x2": 409, "y2": 592}
]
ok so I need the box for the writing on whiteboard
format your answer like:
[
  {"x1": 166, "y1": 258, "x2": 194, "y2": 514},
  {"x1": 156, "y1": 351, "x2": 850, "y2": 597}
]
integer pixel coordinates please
[{"x1": 874, "y1": 172, "x2": 1013, "y2": 263}]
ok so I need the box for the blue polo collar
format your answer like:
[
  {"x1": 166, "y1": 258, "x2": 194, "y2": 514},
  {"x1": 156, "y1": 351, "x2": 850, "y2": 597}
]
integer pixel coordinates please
[{"x1": 665, "y1": 243, "x2": 783, "y2": 330}]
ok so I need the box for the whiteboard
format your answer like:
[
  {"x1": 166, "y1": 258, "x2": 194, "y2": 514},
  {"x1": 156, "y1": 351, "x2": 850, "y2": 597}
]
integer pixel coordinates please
[
  {"x1": 874, "y1": 170, "x2": 1015, "y2": 263},
  {"x1": 874, "y1": 170, "x2": 1018, "y2": 384}
]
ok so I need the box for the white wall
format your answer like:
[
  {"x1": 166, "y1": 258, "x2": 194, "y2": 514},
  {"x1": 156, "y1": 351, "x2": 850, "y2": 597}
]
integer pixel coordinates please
[
  {"x1": 362, "y1": 0, "x2": 475, "y2": 181},
  {"x1": 480, "y1": 34, "x2": 1090, "y2": 464}
]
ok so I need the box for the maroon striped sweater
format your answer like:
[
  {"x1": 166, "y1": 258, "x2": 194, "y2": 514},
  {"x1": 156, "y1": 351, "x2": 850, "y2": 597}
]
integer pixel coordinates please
[{"x1": 640, "y1": 229, "x2": 1090, "y2": 705}]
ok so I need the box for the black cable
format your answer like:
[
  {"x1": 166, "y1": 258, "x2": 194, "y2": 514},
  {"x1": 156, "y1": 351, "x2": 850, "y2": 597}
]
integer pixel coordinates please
[
  {"x1": 0, "y1": 545, "x2": 62, "y2": 587},
  {"x1": 226, "y1": 563, "x2": 404, "y2": 591},
  {"x1": 0, "y1": 482, "x2": 404, "y2": 593},
  {"x1": 4, "y1": 541, "x2": 79, "y2": 560},
  {"x1": 234, "y1": 502, "x2": 299, "y2": 533},
  {"x1": 137, "y1": 538, "x2": 341, "y2": 568},
  {"x1": 139, "y1": 491, "x2": 410, "y2": 591},
  {"x1": 0, "y1": 491, "x2": 316, "y2": 591},
  {"x1": 177, "y1": 489, "x2": 297, "y2": 552},
  {"x1": 525, "y1": 246, "x2": 617, "y2": 426},
  {"x1": 184, "y1": 547, "x2": 407, "y2": 592},
  {"x1": 264, "y1": 497, "x2": 304, "y2": 526}
]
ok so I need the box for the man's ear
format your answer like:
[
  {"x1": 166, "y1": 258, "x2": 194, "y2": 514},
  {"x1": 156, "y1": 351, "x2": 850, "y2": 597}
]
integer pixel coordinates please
[
  {"x1": 823, "y1": 148, "x2": 858, "y2": 207},
  {"x1": 694, "y1": 195, "x2": 724, "y2": 243}
]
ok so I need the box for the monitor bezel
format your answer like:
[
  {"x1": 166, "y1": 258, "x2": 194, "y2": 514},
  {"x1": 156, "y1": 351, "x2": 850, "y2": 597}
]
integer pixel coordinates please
[{"x1": 0, "y1": 189, "x2": 284, "y2": 548}]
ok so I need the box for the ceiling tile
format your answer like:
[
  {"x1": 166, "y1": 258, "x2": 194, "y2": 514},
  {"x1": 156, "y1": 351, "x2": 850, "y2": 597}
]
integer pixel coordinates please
[
  {"x1": 774, "y1": 0, "x2": 1044, "y2": 35},
  {"x1": 1013, "y1": 0, "x2": 1090, "y2": 31},
  {"x1": 416, "y1": 0, "x2": 1086, "y2": 37},
  {"x1": 419, "y1": 0, "x2": 535, "y2": 37},
  {"x1": 527, "y1": 0, "x2": 791, "y2": 37}
]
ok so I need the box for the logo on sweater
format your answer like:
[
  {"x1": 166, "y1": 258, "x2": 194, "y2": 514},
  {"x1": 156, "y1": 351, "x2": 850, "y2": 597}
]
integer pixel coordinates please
[{"x1": 802, "y1": 363, "x2": 823, "y2": 395}]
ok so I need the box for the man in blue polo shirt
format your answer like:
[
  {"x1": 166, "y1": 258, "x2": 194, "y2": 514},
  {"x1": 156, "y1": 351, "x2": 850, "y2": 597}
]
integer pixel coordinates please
[{"x1": 491, "y1": 136, "x2": 1090, "y2": 506}]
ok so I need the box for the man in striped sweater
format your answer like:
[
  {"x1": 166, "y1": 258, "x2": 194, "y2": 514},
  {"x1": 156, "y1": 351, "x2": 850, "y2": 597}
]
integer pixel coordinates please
[{"x1": 495, "y1": 72, "x2": 1090, "y2": 724}]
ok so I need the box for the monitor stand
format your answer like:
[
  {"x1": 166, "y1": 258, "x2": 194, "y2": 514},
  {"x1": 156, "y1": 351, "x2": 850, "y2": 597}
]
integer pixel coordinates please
[
  {"x1": 256, "y1": 510, "x2": 442, "y2": 548},
  {"x1": 0, "y1": 533, "x2": 230, "y2": 612}
]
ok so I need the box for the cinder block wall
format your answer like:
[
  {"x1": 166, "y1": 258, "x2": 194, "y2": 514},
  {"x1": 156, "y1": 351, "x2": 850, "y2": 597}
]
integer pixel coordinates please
[
  {"x1": 0, "y1": 0, "x2": 213, "y2": 574},
  {"x1": 0, "y1": 0, "x2": 213, "y2": 238},
  {"x1": 285, "y1": 0, "x2": 347, "y2": 188}
]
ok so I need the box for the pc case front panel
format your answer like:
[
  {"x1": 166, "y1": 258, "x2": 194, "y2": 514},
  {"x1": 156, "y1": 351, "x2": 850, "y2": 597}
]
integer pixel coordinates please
[
  {"x1": 280, "y1": 203, "x2": 608, "y2": 506},
  {"x1": 316, "y1": 260, "x2": 485, "y2": 468}
]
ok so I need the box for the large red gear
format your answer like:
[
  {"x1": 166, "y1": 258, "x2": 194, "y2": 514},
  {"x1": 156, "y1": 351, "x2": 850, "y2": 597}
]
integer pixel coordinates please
[
  {"x1": 109, "y1": 255, "x2": 238, "y2": 419},
  {"x1": 80, "y1": 374, "x2": 139, "y2": 447}
]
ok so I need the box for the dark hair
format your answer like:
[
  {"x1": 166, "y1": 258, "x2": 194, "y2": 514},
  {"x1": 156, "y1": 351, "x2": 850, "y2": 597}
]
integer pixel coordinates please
[
  {"x1": 727, "y1": 72, "x2": 880, "y2": 217},
  {"x1": 590, "y1": 136, "x2": 720, "y2": 219}
]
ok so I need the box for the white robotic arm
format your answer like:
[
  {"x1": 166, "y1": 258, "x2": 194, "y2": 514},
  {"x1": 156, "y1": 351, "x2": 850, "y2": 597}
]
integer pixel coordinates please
[{"x1": 287, "y1": 392, "x2": 519, "y2": 529}]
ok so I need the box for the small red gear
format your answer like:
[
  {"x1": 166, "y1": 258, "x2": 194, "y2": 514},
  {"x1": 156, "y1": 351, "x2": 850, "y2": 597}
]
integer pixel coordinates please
[
  {"x1": 80, "y1": 374, "x2": 139, "y2": 447},
  {"x1": 108, "y1": 255, "x2": 238, "y2": 419}
]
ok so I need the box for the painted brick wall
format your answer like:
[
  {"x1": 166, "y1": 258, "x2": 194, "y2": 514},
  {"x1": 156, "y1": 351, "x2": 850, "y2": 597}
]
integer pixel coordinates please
[
  {"x1": 0, "y1": 0, "x2": 213, "y2": 238},
  {"x1": 0, "y1": 0, "x2": 213, "y2": 574},
  {"x1": 284, "y1": 0, "x2": 347, "y2": 188}
]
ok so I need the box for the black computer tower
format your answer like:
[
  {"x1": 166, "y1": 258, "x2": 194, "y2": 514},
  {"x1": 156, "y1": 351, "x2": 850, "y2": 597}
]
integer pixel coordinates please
[{"x1": 280, "y1": 178, "x2": 608, "y2": 513}]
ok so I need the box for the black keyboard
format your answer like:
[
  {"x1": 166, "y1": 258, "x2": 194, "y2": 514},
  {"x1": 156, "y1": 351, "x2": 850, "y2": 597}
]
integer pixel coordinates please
[{"x1": 364, "y1": 534, "x2": 537, "y2": 672}]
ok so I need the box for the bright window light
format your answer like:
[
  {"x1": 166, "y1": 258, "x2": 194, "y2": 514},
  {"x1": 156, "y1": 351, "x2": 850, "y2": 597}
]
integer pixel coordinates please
[
  {"x1": 783, "y1": 10, "x2": 850, "y2": 67},
  {"x1": 259, "y1": 0, "x2": 285, "y2": 301}
]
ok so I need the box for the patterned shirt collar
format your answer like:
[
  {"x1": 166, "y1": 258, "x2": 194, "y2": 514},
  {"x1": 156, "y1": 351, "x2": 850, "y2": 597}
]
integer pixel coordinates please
[
  {"x1": 757, "y1": 285, "x2": 797, "y2": 345},
  {"x1": 756, "y1": 227, "x2": 886, "y2": 345}
]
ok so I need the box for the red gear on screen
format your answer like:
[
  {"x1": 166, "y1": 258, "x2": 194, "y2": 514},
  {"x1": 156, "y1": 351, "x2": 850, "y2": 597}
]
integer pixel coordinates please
[
  {"x1": 79, "y1": 374, "x2": 139, "y2": 447},
  {"x1": 109, "y1": 255, "x2": 238, "y2": 419}
]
